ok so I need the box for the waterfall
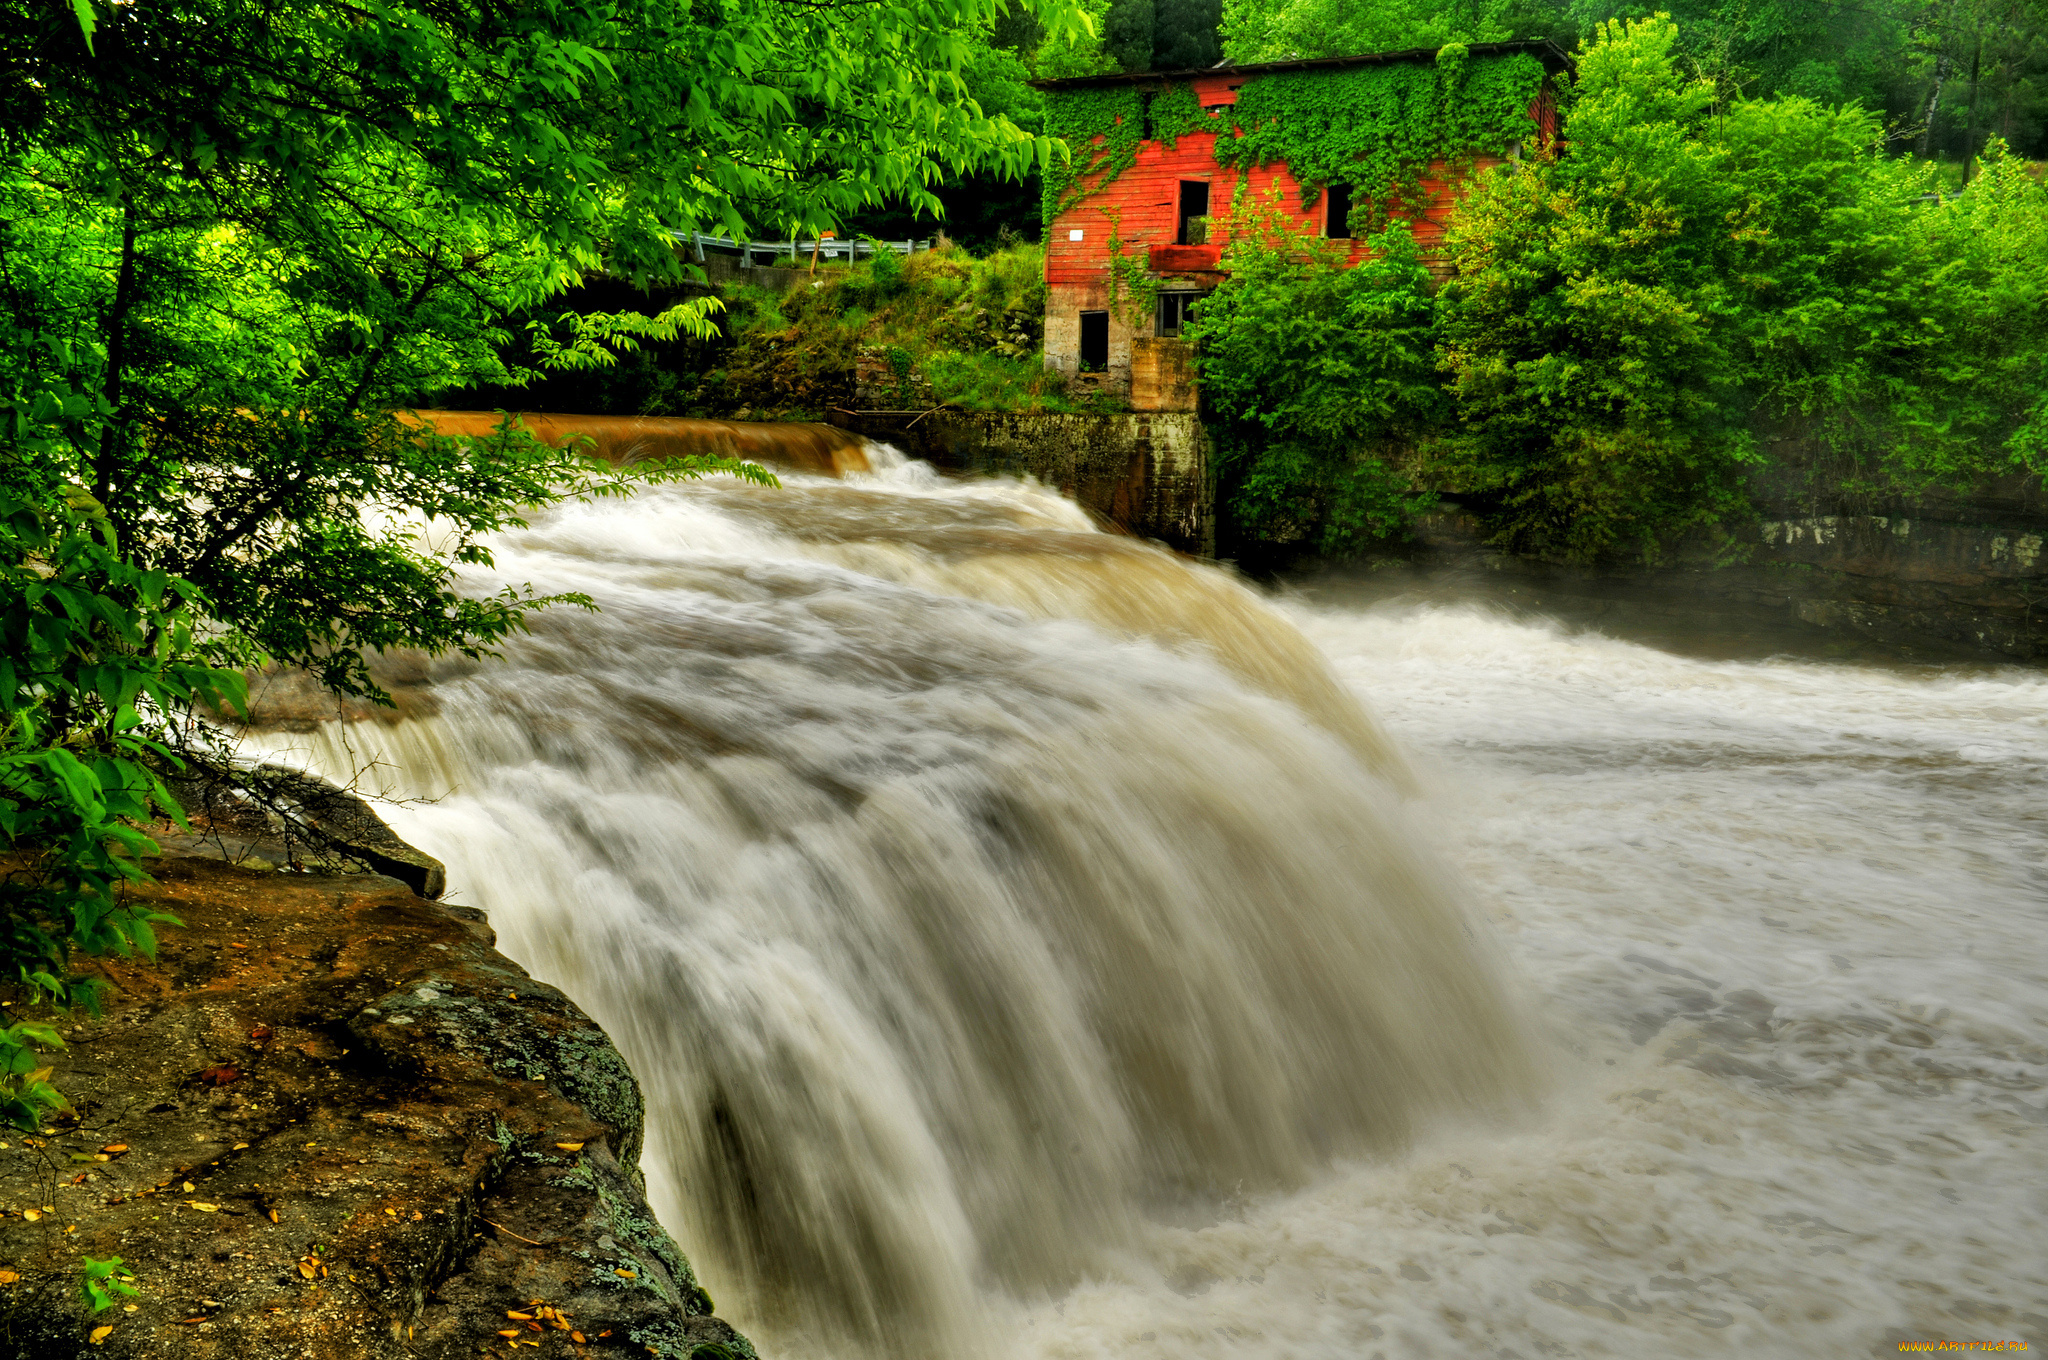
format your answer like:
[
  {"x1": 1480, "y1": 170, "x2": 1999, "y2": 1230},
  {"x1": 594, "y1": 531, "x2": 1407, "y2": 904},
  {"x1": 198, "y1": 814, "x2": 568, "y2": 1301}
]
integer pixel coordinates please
[{"x1": 248, "y1": 451, "x2": 1535, "y2": 1357}]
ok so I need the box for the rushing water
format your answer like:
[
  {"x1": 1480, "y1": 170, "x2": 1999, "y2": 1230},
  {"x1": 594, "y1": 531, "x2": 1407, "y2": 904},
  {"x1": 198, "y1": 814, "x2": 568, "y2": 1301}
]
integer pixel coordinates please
[{"x1": 254, "y1": 451, "x2": 2048, "y2": 1359}]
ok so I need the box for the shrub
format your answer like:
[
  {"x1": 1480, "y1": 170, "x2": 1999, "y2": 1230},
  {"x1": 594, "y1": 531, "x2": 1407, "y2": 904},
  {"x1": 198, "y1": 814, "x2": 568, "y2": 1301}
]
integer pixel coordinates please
[
  {"x1": 1185, "y1": 199, "x2": 1445, "y2": 557},
  {"x1": 1436, "y1": 16, "x2": 2048, "y2": 559}
]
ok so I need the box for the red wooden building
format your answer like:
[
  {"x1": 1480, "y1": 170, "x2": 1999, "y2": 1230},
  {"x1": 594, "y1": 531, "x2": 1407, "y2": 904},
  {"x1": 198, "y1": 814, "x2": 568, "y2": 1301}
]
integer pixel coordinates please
[{"x1": 1034, "y1": 41, "x2": 1569, "y2": 409}]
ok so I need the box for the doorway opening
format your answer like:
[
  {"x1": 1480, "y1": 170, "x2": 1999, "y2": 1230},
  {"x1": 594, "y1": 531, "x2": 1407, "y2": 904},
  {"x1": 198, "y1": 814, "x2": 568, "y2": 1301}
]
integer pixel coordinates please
[{"x1": 1079, "y1": 311, "x2": 1110, "y2": 370}]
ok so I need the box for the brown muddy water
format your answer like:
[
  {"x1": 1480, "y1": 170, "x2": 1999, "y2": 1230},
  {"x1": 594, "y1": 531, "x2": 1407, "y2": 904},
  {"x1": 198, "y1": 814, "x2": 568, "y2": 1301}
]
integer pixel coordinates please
[{"x1": 249, "y1": 446, "x2": 2048, "y2": 1359}]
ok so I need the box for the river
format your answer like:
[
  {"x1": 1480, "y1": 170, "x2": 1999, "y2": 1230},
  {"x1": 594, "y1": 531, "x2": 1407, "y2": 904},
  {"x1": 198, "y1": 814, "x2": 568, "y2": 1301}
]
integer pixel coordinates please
[{"x1": 255, "y1": 450, "x2": 2048, "y2": 1359}]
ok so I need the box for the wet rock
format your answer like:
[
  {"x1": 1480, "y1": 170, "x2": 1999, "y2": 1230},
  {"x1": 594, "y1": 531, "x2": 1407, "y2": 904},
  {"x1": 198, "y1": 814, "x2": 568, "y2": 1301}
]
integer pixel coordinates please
[
  {"x1": 160, "y1": 762, "x2": 447, "y2": 900},
  {"x1": 0, "y1": 859, "x2": 753, "y2": 1360}
]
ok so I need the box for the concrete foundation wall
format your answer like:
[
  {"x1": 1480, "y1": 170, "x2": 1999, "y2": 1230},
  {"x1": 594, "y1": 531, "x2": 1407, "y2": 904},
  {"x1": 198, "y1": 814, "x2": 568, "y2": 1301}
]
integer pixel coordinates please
[
  {"x1": 1130, "y1": 338, "x2": 1198, "y2": 412},
  {"x1": 1044, "y1": 281, "x2": 1137, "y2": 392}
]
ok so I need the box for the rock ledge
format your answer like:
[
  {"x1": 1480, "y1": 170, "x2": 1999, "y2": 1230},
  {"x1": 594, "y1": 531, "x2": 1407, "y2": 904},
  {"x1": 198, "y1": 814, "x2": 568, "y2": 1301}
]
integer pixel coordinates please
[{"x1": 0, "y1": 858, "x2": 753, "y2": 1360}]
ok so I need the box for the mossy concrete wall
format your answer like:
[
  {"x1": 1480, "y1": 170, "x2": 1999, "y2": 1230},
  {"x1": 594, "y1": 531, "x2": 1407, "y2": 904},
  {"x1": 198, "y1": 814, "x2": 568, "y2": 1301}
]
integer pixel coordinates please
[
  {"x1": 838, "y1": 410, "x2": 1215, "y2": 557},
  {"x1": 1414, "y1": 462, "x2": 2048, "y2": 661}
]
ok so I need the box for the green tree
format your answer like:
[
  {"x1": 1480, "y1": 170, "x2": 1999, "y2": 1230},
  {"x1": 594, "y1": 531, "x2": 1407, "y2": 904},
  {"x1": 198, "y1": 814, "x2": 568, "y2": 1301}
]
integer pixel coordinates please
[
  {"x1": 1154, "y1": 0, "x2": 1225, "y2": 69},
  {"x1": 1435, "y1": 17, "x2": 1758, "y2": 559},
  {"x1": 1187, "y1": 203, "x2": 1443, "y2": 556},
  {"x1": 1436, "y1": 15, "x2": 2048, "y2": 559},
  {"x1": 1222, "y1": 0, "x2": 1520, "y2": 63},
  {"x1": 1104, "y1": 0, "x2": 1159, "y2": 70},
  {"x1": 0, "y1": 0, "x2": 1085, "y2": 1125}
]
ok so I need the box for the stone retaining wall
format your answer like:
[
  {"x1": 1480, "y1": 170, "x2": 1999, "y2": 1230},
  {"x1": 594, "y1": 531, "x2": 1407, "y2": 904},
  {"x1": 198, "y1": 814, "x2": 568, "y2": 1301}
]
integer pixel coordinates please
[{"x1": 835, "y1": 410, "x2": 1215, "y2": 557}]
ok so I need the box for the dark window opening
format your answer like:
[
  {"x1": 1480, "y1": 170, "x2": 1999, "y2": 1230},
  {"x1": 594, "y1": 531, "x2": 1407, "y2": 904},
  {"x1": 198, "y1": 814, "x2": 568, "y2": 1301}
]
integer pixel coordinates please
[
  {"x1": 1177, "y1": 181, "x2": 1211, "y2": 245},
  {"x1": 1325, "y1": 183, "x2": 1354, "y2": 239},
  {"x1": 1157, "y1": 292, "x2": 1200, "y2": 338},
  {"x1": 1079, "y1": 311, "x2": 1110, "y2": 371}
]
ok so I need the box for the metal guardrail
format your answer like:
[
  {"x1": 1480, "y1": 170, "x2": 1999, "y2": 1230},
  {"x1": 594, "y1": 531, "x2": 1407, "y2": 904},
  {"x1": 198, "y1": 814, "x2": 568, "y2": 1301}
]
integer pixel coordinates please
[{"x1": 680, "y1": 232, "x2": 934, "y2": 267}]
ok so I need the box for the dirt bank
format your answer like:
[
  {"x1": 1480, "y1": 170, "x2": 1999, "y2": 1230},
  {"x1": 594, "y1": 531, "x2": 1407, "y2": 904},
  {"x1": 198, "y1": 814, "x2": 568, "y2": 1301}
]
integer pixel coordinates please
[{"x1": 0, "y1": 857, "x2": 752, "y2": 1360}]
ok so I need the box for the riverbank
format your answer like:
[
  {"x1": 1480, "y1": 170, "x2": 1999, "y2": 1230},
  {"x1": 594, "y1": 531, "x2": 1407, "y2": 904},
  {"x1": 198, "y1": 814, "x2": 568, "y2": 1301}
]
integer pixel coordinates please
[{"x1": 0, "y1": 854, "x2": 750, "y2": 1360}]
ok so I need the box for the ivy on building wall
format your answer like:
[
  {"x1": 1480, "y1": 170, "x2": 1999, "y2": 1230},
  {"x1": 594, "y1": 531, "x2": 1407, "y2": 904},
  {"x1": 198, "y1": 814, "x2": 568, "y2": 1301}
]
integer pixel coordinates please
[
  {"x1": 1215, "y1": 48, "x2": 1548, "y2": 225},
  {"x1": 1147, "y1": 82, "x2": 1208, "y2": 147},
  {"x1": 1042, "y1": 87, "x2": 1145, "y2": 224},
  {"x1": 1102, "y1": 214, "x2": 1162, "y2": 326},
  {"x1": 1041, "y1": 82, "x2": 1206, "y2": 223},
  {"x1": 1041, "y1": 49, "x2": 1548, "y2": 228}
]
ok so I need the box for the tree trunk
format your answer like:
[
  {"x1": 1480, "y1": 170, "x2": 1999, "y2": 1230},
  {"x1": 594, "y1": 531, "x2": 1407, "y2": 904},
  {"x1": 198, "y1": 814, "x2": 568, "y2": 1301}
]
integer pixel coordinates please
[
  {"x1": 95, "y1": 195, "x2": 139, "y2": 511},
  {"x1": 1916, "y1": 0, "x2": 1964, "y2": 158},
  {"x1": 1961, "y1": 28, "x2": 1983, "y2": 183}
]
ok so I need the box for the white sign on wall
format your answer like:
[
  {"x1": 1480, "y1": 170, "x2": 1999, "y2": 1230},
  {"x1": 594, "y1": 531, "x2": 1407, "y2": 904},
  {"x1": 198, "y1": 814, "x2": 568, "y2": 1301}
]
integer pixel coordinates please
[{"x1": 1068, "y1": 229, "x2": 1084, "y2": 241}]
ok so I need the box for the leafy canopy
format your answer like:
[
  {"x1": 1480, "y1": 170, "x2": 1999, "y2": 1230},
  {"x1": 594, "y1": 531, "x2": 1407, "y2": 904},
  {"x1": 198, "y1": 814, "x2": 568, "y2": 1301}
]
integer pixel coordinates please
[
  {"x1": 0, "y1": 0, "x2": 1087, "y2": 1129},
  {"x1": 1438, "y1": 15, "x2": 2048, "y2": 558}
]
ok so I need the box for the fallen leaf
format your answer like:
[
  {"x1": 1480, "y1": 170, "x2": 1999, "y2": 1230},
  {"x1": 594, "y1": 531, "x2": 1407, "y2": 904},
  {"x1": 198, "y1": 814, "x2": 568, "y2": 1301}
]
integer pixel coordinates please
[
  {"x1": 100, "y1": 1144, "x2": 127, "y2": 1154},
  {"x1": 613, "y1": 1269, "x2": 636, "y2": 1279},
  {"x1": 249, "y1": 1026, "x2": 273, "y2": 1045},
  {"x1": 497, "y1": 1330, "x2": 521, "y2": 1339},
  {"x1": 92, "y1": 1154, "x2": 110, "y2": 1163},
  {"x1": 187, "y1": 1202, "x2": 220, "y2": 1212},
  {"x1": 571, "y1": 1332, "x2": 586, "y2": 1344},
  {"x1": 296, "y1": 1262, "x2": 316, "y2": 1279},
  {"x1": 89, "y1": 1325, "x2": 113, "y2": 1344},
  {"x1": 21, "y1": 1210, "x2": 39, "y2": 1223},
  {"x1": 123, "y1": 1304, "x2": 136, "y2": 1312},
  {"x1": 384, "y1": 1208, "x2": 397, "y2": 1217},
  {"x1": 506, "y1": 1311, "x2": 534, "y2": 1320},
  {"x1": 228, "y1": 942, "x2": 248, "y2": 949},
  {"x1": 195, "y1": 1065, "x2": 241, "y2": 1087},
  {"x1": 0, "y1": 1270, "x2": 17, "y2": 1284},
  {"x1": 554, "y1": 1142, "x2": 584, "y2": 1152},
  {"x1": 232, "y1": 1142, "x2": 249, "y2": 1150}
]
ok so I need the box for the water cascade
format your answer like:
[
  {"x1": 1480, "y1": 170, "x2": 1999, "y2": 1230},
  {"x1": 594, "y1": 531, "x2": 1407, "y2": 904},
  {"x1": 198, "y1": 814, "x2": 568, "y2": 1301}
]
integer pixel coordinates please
[
  {"x1": 248, "y1": 443, "x2": 2048, "y2": 1358},
  {"x1": 250, "y1": 451, "x2": 1534, "y2": 1355}
]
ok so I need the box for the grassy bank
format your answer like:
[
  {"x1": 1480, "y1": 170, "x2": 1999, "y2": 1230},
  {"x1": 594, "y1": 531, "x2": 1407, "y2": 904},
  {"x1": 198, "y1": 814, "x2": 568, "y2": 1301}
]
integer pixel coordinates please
[{"x1": 703, "y1": 240, "x2": 1113, "y2": 419}]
